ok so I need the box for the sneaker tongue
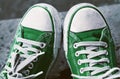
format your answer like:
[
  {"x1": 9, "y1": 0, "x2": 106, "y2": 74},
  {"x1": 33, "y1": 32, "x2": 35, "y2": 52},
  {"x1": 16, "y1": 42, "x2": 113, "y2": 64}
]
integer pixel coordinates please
[
  {"x1": 75, "y1": 28, "x2": 104, "y2": 41},
  {"x1": 21, "y1": 26, "x2": 53, "y2": 55},
  {"x1": 74, "y1": 28, "x2": 108, "y2": 75},
  {"x1": 22, "y1": 27, "x2": 46, "y2": 41}
]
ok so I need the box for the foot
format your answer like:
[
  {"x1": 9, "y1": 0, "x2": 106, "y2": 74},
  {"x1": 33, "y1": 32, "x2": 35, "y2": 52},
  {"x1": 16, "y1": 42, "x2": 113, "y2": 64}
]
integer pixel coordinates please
[
  {"x1": 64, "y1": 3, "x2": 120, "y2": 79},
  {"x1": 0, "y1": 3, "x2": 61, "y2": 79}
]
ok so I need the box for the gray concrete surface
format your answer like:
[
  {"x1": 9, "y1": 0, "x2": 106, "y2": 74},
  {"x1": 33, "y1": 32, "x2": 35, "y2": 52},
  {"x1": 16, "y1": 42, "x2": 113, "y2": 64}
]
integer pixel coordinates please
[
  {"x1": 0, "y1": 0, "x2": 120, "y2": 20},
  {"x1": 0, "y1": 4, "x2": 120, "y2": 79}
]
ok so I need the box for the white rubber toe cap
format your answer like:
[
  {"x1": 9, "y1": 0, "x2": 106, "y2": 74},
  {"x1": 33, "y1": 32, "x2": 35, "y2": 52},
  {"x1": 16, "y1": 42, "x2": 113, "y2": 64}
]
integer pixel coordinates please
[
  {"x1": 21, "y1": 6, "x2": 53, "y2": 31},
  {"x1": 70, "y1": 7, "x2": 106, "y2": 32}
]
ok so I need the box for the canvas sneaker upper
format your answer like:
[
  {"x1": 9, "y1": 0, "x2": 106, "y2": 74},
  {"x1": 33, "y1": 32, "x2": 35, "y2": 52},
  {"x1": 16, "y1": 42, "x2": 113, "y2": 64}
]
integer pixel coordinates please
[
  {"x1": 0, "y1": 3, "x2": 61, "y2": 79},
  {"x1": 64, "y1": 3, "x2": 120, "y2": 79}
]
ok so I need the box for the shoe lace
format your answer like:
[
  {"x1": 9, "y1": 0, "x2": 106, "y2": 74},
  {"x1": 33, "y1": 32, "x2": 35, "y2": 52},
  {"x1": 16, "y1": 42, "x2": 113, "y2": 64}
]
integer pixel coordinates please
[
  {"x1": 72, "y1": 41, "x2": 120, "y2": 79},
  {"x1": 1, "y1": 37, "x2": 46, "y2": 79}
]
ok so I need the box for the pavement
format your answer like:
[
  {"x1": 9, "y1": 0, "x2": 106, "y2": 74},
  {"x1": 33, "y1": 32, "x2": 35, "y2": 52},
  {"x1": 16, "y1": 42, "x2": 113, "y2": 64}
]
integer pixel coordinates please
[
  {"x1": 0, "y1": 0, "x2": 119, "y2": 19},
  {"x1": 0, "y1": 4, "x2": 120, "y2": 79}
]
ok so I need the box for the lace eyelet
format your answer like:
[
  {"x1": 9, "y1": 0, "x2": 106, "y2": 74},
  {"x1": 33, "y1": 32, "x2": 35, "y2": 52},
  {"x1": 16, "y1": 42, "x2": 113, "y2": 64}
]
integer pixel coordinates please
[
  {"x1": 28, "y1": 63, "x2": 34, "y2": 69},
  {"x1": 33, "y1": 58, "x2": 38, "y2": 62},
  {"x1": 75, "y1": 52, "x2": 79, "y2": 57},
  {"x1": 78, "y1": 60, "x2": 81, "y2": 65},
  {"x1": 40, "y1": 43, "x2": 46, "y2": 48},
  {"x1": 23, "y1": 70, "x2": 30, "y2": 76},
  {"x1": 80, "y1": 68, "x2": 84, "y2": 74},
  {"x1": 73, "y1": 43, "x2": 78, "y2": 49}
]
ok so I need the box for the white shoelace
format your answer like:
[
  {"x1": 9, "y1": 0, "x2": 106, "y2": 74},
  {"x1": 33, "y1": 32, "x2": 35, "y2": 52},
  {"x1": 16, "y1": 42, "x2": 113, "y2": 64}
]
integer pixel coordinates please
[
  {"x1": 72, "y1": 41, "x2": 120, "y2": 79},
  {"x1": 2, "y1": 37, "x2": 46, "y2": 79}
]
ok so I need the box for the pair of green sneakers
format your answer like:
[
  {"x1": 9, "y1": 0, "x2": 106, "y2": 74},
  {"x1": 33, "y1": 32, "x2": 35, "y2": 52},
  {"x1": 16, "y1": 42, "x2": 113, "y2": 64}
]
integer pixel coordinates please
[{"x1": 0, "y1": 3, "x2": 120, "y2": 79}]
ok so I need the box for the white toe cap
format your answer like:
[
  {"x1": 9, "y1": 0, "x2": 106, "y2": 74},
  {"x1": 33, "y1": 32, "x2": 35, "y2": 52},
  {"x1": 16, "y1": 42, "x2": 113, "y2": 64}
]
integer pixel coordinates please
[
  {"x1": 70, "y1": 7, "x2": 106, "y2": 32},
  {"x1": 21, "y1": 6, "x2": 53, "y2": 31}
]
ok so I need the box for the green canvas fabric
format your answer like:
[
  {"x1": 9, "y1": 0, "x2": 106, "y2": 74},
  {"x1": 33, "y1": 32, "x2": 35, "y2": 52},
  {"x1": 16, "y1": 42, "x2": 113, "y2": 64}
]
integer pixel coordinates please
[
  {"x1": 67, "y1": 27, "x2": 116, "y2": 78},
  {"x1": 0, "y1": 3, "x2": 57, "y2": 79},
  {"x1": 65, "y1": 4, "x2": 117, "y2": 79},
  {"x1": 0, "y1": 26, "x2": 54, "y2": 79}
]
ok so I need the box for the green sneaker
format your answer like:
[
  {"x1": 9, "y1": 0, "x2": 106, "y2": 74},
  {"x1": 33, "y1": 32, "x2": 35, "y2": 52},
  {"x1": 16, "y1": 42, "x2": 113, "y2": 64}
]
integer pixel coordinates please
[
  {"x1": 64, "y1": 3, "x2": 120, "y2": 79},
  {"x1": 0, "y1": 3, "x2": 61, "y2": 79}
]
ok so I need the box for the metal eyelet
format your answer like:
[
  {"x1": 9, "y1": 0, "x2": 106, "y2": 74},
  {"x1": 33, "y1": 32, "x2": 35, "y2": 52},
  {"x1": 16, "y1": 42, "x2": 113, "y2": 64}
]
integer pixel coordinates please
[
  {"x1": 28, "y1": 63, "x2": 34, "y2": 69},
  {"x1": 40, "y1": 43, "x2": 46, "y2": 48},
  {"x1": 73, "y1": 43, "x2": 78, "y2": 49},
  {"x1": 33, "y1": 58, "x2": 38, "y2": 62},
  {"x1": 23, "y1": 70, "x2": 30, "y2": 76},
  {"x1": 78, "y1": 59, "x2": 81, "y2": 65},
  {"x1": 75, "y1": 52, "x2": 79, "y2": 57},
  {"x1": 80, "y1": 68, "x2": 84, "y2": 74}
]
